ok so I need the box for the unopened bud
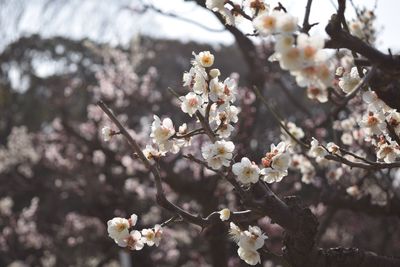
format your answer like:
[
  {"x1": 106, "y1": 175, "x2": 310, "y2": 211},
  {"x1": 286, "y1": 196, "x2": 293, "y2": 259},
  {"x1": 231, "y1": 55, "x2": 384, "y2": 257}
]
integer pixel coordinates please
[{"x1": 209, "y1": 68, "x2": 221, "y2": 78}]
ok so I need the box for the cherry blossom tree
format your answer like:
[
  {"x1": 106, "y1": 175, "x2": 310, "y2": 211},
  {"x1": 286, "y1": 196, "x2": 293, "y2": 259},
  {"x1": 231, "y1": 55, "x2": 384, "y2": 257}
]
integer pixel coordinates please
[{"x1": 2, "y1": 0, "x2": 400, "y2": 267}]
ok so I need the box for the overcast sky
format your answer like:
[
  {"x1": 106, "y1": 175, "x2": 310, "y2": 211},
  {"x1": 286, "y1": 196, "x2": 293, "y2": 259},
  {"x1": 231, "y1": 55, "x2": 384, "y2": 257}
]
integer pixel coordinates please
[{"x1": 0, "y1": 0, "x2": 399, "y2": 52}]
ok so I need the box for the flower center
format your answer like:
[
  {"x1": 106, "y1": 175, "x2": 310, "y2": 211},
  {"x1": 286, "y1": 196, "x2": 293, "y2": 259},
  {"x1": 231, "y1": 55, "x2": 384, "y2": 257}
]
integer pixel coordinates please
[
  {"x1": 188, "y1": 98, "x2": 198, "y2": 107},
  {"x1": 116, "y1": 223, "x2": 126, "y2": 232},
  {"x1": 367, "y1": 115, "x2": 378, "y2": 126},
  {"x1": 263, "y1": 16, "x2": 276, "y2": 29},
  {"x1": 303, "y1": 46, "x2": 316, "y2": 59}
]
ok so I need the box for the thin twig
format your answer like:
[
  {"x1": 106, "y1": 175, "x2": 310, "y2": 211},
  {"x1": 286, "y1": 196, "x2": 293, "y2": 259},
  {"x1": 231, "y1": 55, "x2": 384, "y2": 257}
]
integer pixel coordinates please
[
  {"x1": 97, "y1": 100, "x2": 207, "y2": 227},
  {"x1": 125, "y1": 3, "x2": 225, "y2": 33},
  {"x1": 302, "y1": 0, "x2": 314, "y2": 33},
  {"x1": 253, "y1": 86, "x2": 310, "y2": 149}
]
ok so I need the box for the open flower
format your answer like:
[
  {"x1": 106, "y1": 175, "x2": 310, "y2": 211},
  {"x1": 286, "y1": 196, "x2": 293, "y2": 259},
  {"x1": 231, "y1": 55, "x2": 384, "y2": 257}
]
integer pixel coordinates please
[
  {"x1": 359, "y1": 111, "x2": 386, "y2": 136},
  {"x1": 193, "y1": 51, "x2": 215, "y2": 67},
  {"x1": 141, "y1": 225, "x2": 162, "y2": 247},
  {"x1": 201, "y1": 140, "x2": 235, "y2": 170},
  {"x1": 307, "y1": 86, "x2": 328, "y2": 103},
  {"x1": 180, "y1": 92, "x2": 203, "y2": 116},
  {"x1": 297, "y1": 33, "x2": 324, "y2": 63},
  {"x1": 232, "y1": 157, "x2": 260, "y2": 185},
  {"x1": 126, "y1": 230, "x2": 144, "y2": 251},
  {"x1": 309, "y1": 138, "x2": 328, "y2": 159},
  {"x1": 143, "y1": 145, "x2": 165, "y2": 163},
  {"x1": 151, "y1": 115, "x2": 179, "y2": 153},
  {"x1": 253, "y1": 10, "x2": 281, "y2": 36},
  {"x1": 107, "y1": 217, "x2": 130, "y2": 246},
  {"x1": 377, "y1": 142, "x2": 400, "y2": 163}
]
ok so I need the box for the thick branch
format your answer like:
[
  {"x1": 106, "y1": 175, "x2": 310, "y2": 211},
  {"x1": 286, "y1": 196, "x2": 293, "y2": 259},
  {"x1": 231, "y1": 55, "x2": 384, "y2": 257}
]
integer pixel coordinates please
[{"x1": 325, "y1": 0, "x2": 400, "y2": 71}]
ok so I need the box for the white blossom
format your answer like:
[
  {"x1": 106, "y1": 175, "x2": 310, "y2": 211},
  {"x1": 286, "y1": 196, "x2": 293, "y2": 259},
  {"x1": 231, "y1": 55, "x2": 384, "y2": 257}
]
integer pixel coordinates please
[
  {"x1": 278, "y1": 46, "x2": 303, "y2": 71},
  {"x1": 309, "y1": 138, "x2": 328, "y2": 159},
  {"x1": 253, "y1": 11, "x2": 281, "y2": 36},
  {"x1": 209, "y1": 68, "x2": 221, "y2": 78},
  {"x1": 193, "y1": 51, "x2": 215, "y2": 68},
  {"x1": 376, "y1": 142, "x2": 400, "y2": 163},
  {"x1": 229, "y1": 222, "x2": 242, "y2": 242},
  {"x1": 307, "y1": 86, "x2": 328, "y2": 103},
  {"x1": 276, "y1": 12, "x2": 298, "y2": 34},
  {"x1": 280, "y1": 122, "x2": 305, "y2": 147},
  {"x1": 260, "y1": 142, "x2": 290, "y2": 183},
  {"x1": 238, "y1": 225, "x2": 267, "y2": 252},
  {"x1": 346, "y1": 185, "x2": 361, "y2": 197},
  {"x1": 338, "y1": 67, "x2": 360, "y2": 94},
  {"x1": 0, "y1": 197, "x2": 13, "y2": 216},
  {"x1": 150, "y1": 115, "x2": 179, "y2": 153},
  {"x1": 141, "y1": 224, "x2": 163, "y2": 247},
  {"x1": 260, "y1": 168, "x2": 287, "y2": 183},
  {"x1": 101, "y1": 126, "x2": 114, "y2": 141},
  {"x1": 386, "y1": 110, "x2": 400, "y2": 136},
  {"x1": 341, "y1": 132, "x2": 354, "y2": 145},
  {"x1": 126, "y1": 230, "x2": 145, "y2": 250},
  {"x1": 217, "y1": 123, "x2": 235, "y2": 138},
  {"x1": 237, "y1": 247, "x2": 261, "y2": 266},
  {"x1": 143, "y1": 145, "x2": 165, "y2": 163},
  {"x1": 297, "y1": 33, "x2": 324, "y2": 63},
  {"x1": 274, "y1": 35, "x2": 295, "y2": 53},
  {"x1": 326, "y1": 142, "x2": 340, "y2": 154},
  {"x1": 349, "y1": 20, "x2": 364, "y2": 39},
  {"x1": 291, "y1": 154, "x2": 315, "y2": 184},
  {"x1": 201, "y1": 140, "x2": 235, "y2": 170},
  {"x1": 209, "y1": 77, "x2": 224, "y2": 102},
  {"x1": 362, "y1": 90, "x2": 387, "y2": 112},
  {"x1": 180, "y1": 92, "x2": 203, "y2": 116},
  {"x1": 219, "y1": 208, "x2": 231, "y2": 221},
  {"x1": 129, "y1": 214, "x2": 138, "y2": 227},
  {"x1": 232, "y1": 157, "x2": 260, "y2": 185},
  {"x1": 107, "y1": 217, "x2": 130, "y2": 246},
  {"x1": 359, "y1": 111, "x2": 386, "y2": 136}
]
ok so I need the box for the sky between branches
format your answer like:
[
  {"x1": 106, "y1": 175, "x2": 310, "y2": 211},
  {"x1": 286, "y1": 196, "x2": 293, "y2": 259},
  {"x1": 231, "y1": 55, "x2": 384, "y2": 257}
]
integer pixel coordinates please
[{"x1": 0, "y1": 0, "x2": 398, "y2": 52}]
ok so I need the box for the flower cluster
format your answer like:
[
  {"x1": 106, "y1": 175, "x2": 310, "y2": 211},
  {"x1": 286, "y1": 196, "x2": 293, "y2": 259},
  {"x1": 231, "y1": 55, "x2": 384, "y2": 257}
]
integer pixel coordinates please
[
  {"x1": 272, "y1": 32, "x2": 333, "y2": 102},
  {"x1": 231, "y1": 141, "x2": 292, "y2": 186},
  {"x1": 145, "y1": 51, "x2": 240, "y2": 163},
  {"x1": 107, "y1": 214, "x2": 163, "y2": 250},
  {"x1": 252, "y1": 8, "x2": 333, "y2": 102},
  {"x1": 260, "y1": 141, "x2": 291, "y2": 183},
  {"x1": 229, "y1": 222, "x2": 268, "y2": 265},
  {"x1": 359, "y1": 91, "x2": 400, "y2": 163},
  {"x1": 206, "y1": 0, "x2": 334, "y2": 102},
  {"x1": 202, "y1": 140, "x2": 235, "y2": 170},
  {"x1": 349, "y1": 8, "x2": 377, "y2": 44}
]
